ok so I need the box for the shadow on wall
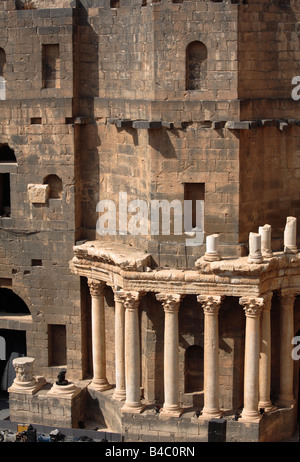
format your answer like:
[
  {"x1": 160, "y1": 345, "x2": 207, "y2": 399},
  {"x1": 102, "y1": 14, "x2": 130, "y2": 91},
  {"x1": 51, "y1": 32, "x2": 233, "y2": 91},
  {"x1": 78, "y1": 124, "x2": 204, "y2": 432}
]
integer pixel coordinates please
[{"x1": 72, "y1": 1, "x2": 101, "y2": 241}]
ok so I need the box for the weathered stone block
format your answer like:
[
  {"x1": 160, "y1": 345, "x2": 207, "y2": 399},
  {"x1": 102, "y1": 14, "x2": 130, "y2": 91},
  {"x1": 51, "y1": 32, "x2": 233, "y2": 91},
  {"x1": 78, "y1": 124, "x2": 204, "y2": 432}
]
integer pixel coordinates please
[{"x1": 27, "y1": 184, "x2": 50, "y2": 204}]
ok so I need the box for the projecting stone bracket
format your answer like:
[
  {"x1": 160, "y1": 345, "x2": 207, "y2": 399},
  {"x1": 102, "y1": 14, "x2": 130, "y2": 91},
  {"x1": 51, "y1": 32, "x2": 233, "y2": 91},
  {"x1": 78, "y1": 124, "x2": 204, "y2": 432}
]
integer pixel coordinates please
[{"x1": 27, "y1": 184, "x2": 50, "y2": 204}]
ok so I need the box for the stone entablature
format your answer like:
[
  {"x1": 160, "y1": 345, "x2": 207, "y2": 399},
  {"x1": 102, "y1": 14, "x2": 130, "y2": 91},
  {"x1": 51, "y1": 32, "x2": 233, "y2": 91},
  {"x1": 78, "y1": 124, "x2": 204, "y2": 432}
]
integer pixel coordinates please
[{"x1": 71, "y1": 241, "x2": 300, "y2": 298}]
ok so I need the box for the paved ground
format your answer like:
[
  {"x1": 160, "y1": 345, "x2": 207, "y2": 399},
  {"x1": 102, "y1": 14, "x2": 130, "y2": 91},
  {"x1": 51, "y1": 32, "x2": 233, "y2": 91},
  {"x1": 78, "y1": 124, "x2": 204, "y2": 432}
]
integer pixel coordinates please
[{"x1": 0, "y1": 390, "x2": 299, "y2": 442}]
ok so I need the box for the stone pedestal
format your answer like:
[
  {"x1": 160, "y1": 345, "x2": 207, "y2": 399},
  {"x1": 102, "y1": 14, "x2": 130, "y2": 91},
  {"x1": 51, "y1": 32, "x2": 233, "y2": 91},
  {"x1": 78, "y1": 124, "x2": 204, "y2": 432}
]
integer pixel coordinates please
[
  {"x1": 48, "y1": 381, "x2": 80, "y2": 398},
  {"x1": 8, "y1": 357, "x2": 46, "y2": 395}
]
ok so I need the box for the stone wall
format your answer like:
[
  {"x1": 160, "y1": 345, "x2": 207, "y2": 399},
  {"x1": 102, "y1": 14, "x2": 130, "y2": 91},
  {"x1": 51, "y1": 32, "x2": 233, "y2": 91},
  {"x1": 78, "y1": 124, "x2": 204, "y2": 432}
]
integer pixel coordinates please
[
  {"x1": 9, "y1": 384, "x2": 87, "y2": 429},
  {"x1": 239, "y1": 126, "x2": 300, "y2": 247},
  {"x1": 0, "y1": 4, "x2": 82, "y2": 382}
]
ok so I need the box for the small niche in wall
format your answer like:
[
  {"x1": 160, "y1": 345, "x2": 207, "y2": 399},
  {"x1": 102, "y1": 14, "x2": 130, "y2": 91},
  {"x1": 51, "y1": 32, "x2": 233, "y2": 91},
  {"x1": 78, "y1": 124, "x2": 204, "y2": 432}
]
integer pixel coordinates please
[
  {"x1": 42, "y1": 44, "x2": 60, "y2": 89},
  {"x1": 43, "y1": 174, "x2": 63, "y2": 199},
  {"x1": 31, "y1": 259, "x2": 43, "y2": 267},
  {"x1": 0, "y1": 173, "x2": 11, "y2": 217},
  {"x1": 30, "y1": 117, "x2": 42, "y2": 125},
  {"x1": 110, "y1": 0, "x2": 120, "y2": 7},
  {"x1": 48, "y1": 324, "x2": 67, "y2": 366},
  {"x1": 186, "y1": 41, "x2": 208, "y2": 91}
]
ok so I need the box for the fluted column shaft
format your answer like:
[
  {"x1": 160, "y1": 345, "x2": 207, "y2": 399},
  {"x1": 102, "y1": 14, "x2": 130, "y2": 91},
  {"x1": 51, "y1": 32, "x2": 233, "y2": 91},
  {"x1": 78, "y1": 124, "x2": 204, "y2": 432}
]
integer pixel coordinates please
[
  {"x1": 156, "y1": 293, "x2": 182, "y2": 416},
  {"x1": 121, "y1": 291, "x2": 145, "y2": 413},
  {"x1": 197, "y1": 295, "x2": 223, "y2": 419},
  {"x1": 88, "y1": 280, "x2": 111, "y2": 391},
  {"x1": 239, "y1": 297, "x2": 264, "y2": 421},
  {"x1": 278, "y1": 290, "x2": 295, "y2": 407},
  {"x1": 259, "y1": 292, "x2": 274, "y2": 411}
]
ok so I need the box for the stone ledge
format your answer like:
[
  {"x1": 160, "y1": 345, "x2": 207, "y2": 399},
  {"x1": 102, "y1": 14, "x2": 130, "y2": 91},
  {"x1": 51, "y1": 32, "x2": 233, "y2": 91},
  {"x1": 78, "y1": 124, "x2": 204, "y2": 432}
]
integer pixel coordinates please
[{"x1": 73, "y1": 241, "x2": 152, "y2": 271}]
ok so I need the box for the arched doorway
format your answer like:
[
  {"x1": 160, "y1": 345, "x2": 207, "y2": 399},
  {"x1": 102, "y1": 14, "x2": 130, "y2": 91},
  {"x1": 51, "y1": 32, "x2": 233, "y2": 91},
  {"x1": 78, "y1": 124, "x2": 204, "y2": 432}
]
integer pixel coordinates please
[{"x1": 0, "y1": 289, "x2": 31, "y2": 392}]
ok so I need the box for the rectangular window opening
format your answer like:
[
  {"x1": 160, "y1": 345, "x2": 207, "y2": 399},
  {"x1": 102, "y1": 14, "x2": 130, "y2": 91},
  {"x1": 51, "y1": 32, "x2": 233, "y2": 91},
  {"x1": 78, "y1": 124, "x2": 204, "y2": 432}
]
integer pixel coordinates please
[
  {"x1": 0, "y1": 173, "x2": 11, "y2": 217},
  {"x1": 48, "y1": 324, "x2": 67, "y2": 366},
  {"x1": 110, "y1": 0, "x2": 120, "y2": 7},
  {"x1": 30, "y1": 117, "x2": 42, "y2": 125},
  {"x1": 31, "y1": 259, "x2": 43, "y2": 267},
  {"x1": 42, "y1": 44, "x2": 60, "y2": 89}
]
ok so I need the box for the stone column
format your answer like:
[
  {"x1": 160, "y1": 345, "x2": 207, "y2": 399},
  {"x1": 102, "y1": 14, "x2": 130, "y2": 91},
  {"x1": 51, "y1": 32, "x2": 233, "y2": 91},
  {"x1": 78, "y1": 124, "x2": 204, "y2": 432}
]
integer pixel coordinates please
[
  {"x1": 88, "y1": 280, "x2": 111, "y2": 391},
  {"x1": 258, "y1": 224, "x2": 273, "y2": 258},
  {"x1": 248, "y1": 232, "x2": 263, "y2": 264},
  {"x1": 204, "y1": 234, "x2": 221, "y2": 262},
  {"x1": 278, "y1": 289, "x2": 295, "y2": 407},
  {"x1": 284, "y1": 217, "x2": 297, "y2": 254},
  {"x1": 259, "y1": 292, "x2": 275, "y2": 412},
  {"x1": 239, "y1": 297, "x2": 264, "y2": 421},
  {"x1": 121, "y1": 291, "x2": 145, "y2": 413},
  {"x1": 112, "y1": 289, "x2": 126, "y2": 401},
  {"x1": 197, "y1": 295, "x2": 223, "y2": 419},
  {"x1": 156, "y1": 293, "x2": 182, "y2": 416}
]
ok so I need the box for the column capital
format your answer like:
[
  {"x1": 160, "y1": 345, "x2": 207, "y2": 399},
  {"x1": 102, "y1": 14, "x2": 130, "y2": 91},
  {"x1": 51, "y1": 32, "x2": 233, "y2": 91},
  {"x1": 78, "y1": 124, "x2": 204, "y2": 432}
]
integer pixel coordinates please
[
  {"x1": 280, "y1": 289, "x2": 296, "y2": 304},
  {"x1": 110, "y1": 286, "x2": 124, "y2": 303},
  {"x1": 156, "y1": 293, "x2": 182, "y2": 312},
  {"x1": 88, "y1": 279, "x2": 106, "y2": 297},
  {"x1": 197, "y1": 295, "x2": 224, "y2": 315},
  {"x1": 261, "y1": 292, "x2": 273, "y2": 310},
  {"x1": 116, "y1": 291, "x2": 142, "y2": 310},
  {"x1": 239, "y1": 297, "x2": 264, "y2": 318}
]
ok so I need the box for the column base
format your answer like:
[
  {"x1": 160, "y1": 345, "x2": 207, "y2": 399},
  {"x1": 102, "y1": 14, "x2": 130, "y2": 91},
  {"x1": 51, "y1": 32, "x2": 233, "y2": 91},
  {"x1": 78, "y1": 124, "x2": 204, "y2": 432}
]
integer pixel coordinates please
[
  {"x1": 262, "y1": 251, "x2": 273, "y2": 258},
  {"x1": 276, "y1": 397, "x2": 295, "y2": 408},
  {"x1": 240, "y1": 409, "x2": 262, "y2": 422},
  {"x1": 121, "y1": 402, "x2": 146, "y2": 414},
  {"x1": 89, "y1": 379, "x2": 112, "y2": 392},
  {"x1": 8, "y1": 376, "x2": 46, "y2": 395},
  {"x1": 113, "y1": 389, "x2": 126, "y2": 401},
  {"x1": 204, "y1": 252, "x2": 222, "y2": 262},
  {"x1": 248, "y1": 255, "x2": 263, "y2": 264},
  {"x1": 284, "y1": 246, "x2": 298, "y2": 254},
  {"x1": 200, "y1": 408, "x2": 223, "y2": 420},
  {"x1": 258, "y1": 401, "x2": 277, "y2": 413},
  {"x1": 160, "y1": 405, "x2": 183, "y2": 418}
]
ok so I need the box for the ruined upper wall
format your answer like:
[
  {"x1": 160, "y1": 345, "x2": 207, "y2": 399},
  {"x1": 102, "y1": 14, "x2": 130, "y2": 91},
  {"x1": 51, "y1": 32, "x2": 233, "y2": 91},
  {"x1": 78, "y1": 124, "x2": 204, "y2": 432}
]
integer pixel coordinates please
[{"x1": 238, "y1": 0, "x2": 300, "y2": 118}]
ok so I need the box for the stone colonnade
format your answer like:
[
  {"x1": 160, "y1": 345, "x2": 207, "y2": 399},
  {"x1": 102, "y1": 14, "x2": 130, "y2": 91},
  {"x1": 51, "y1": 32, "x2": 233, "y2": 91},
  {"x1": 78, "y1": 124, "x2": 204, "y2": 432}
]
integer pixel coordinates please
[{"x1": 87, "y1": 279, "x2": 296, "y2": 420}]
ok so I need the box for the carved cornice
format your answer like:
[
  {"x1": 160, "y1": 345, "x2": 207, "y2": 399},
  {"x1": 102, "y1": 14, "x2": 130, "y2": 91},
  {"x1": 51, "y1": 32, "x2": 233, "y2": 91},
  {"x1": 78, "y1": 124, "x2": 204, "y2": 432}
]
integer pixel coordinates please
[
  {"x1": 156, "y1": 294, "x2": 182, "y2": 312},
  {"x1": 197, "y1": 295, "x2": 224, "y2": 315},
  {"x1": 88, "y1": 279, "x2": 106, "y2": 297},
  {"x1": 239, "y1": 297, "x2": 264, "y2": 318}
]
